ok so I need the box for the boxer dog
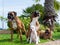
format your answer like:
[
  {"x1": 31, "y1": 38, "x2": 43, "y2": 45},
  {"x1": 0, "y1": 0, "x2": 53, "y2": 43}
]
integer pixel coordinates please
[
  {"x1": 26, "y1": 11, "x2": 40, "y2": 44},
  {"x1": 7, "y1": 11, "x2": 26, "y2": 41},
  {"x1": 44, "y1": 28, "x2": 52, "y2": 39},
  {"x1": 39, "y1": 28, "x2": 52, "y2": 39}
]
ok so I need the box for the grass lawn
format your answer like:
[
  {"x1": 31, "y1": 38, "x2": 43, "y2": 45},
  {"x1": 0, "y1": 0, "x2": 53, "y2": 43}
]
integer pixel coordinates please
[{"x1": 0, "y1": 32, "x2": 60, "y2": 45}]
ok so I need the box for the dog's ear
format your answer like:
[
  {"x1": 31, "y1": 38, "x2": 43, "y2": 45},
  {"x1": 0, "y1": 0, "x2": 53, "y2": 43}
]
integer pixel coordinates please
[
  {"x1": 34, "y1": 11, "x2": 40, "y2": 17},
  {"x1": 13, "y1": 11, "x2": 17, "y2": 16},
  {"x1": 31, "y1": 11, "x2": 40, "y2": 17}
]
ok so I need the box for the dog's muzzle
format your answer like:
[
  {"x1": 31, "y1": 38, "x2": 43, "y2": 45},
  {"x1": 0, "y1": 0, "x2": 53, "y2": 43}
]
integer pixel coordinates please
[
  {"x1": 8, "y1": 15, "x2": 14, "y2": 21},
  {"x1": 45, "y1": 30, "x2": 50, "y2": 36}
]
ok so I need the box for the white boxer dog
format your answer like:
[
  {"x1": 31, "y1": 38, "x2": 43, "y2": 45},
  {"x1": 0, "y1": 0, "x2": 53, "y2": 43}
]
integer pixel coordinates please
[{"x1": 29, "y1": 14, "x2": 40, "y2": 44}]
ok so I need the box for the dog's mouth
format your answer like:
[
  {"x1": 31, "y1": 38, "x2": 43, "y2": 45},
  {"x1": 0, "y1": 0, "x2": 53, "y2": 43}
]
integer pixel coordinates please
[
  {"x1": 45, "y1": 30, "x2": 50, "y2": 36},
  {"x1": 45, "y1": 31, "x2": 50, "y2": 36},
  {"x1": 8, "y1": 15, "x2": 14, "y2": 21}
]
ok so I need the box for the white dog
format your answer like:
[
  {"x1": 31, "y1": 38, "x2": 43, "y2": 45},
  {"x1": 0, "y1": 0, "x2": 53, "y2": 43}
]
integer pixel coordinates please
[{"x1": 29, "y1": 17, "x2": 40, "y2": 44}]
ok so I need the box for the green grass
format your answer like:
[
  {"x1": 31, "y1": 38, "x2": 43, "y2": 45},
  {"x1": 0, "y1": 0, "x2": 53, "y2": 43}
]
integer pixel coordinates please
[{"x1": 0, "y1": 32, "x2": 60, "y2": 45}]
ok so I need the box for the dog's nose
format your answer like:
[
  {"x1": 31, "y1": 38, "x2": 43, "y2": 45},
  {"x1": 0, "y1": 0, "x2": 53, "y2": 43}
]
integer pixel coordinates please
[{"x1": 8, "y1": 15, "x2": 11, "y2": 19}]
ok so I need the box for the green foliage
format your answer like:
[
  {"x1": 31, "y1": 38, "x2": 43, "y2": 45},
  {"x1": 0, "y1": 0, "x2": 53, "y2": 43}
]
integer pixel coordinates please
[
  {"x1": 19, "y1": 16, "x2": 30, "y2": 30},
  {"x1": 34, "y1": 0, "x2": 40, "y2": 2},
  {"x1": 55, "y1": 27, "x2": 60, "y2": 32},
  {"x1": 54, "y1": 22, "x2": 60, "y2": 32},
  {"x1": 54, "y1": 0, "x2": 60, "y2": 11},
  {"x1": 34, "y1": 0, "x2": 60, "y2": 11},
  {"x1": 40, "y1": 24, "x2": 46, "y2": 30},
  {"x1": 0, "y1": 16, "x2": 7, "y2": 21},
  {"x1": 23, "y1": 4, "x2": 44, "y2": 17}
]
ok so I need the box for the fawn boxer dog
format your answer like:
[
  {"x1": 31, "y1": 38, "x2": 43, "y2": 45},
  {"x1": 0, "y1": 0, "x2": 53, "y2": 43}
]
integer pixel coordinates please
[
  {"x1": 39, "y1": 28, "x2": 52, "y2": 39},
  {"x1": 26, "y1": 11, "x2": 40, "y2": 44},
  {"x1": 7, "y1": 11, "x2": 26, "y2": 41}
]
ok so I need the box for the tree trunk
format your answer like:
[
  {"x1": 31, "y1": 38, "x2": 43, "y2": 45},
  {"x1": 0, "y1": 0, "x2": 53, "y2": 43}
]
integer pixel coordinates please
[{"x1": 44, "y1": 0, "x2": 57, "y2": 31}]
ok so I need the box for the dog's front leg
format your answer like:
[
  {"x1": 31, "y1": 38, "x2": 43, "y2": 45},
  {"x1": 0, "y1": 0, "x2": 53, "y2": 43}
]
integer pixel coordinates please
[
  {"x1": 11, "y1": 29, "x2": 13, "y2": 41},
  {"x1": 17, "y1": 30, "x2": 19, "y2": 38},
  {"x1": 19, "y1": 30, "x2": 22, "y2": 42},
  {"x1": 36, "y1": 37, "x2": 39, "y2": 44},
  {"x1": 36, "y1": 36, "x2": 40, "y2": 44},
  {"x1": 35, "y1": 31, "x2": 39, "y2": 44},
  {"x1": 29, "y1": 36, "x2": 32, "y2": 44}
]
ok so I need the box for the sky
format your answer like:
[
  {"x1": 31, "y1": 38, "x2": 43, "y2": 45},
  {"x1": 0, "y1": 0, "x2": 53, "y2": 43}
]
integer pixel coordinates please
[
  {"x1": 0, "y1": 0, "x2": 60, "y2": 29},
  {"x1": 0, "y1": 0, "x2": 44, "y2": 18}
]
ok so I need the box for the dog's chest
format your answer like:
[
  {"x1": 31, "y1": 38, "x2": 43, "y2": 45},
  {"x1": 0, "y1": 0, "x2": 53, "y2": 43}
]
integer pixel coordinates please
[
  {"x1": 30, "y1": 18, "x2": 39, "y2": 31},
  {"x1": 12, "y1": 20, "x2": 17, "y2": 29},
  {"x1": 30, "y1": 18, "x2": 37, "y2": 26}
]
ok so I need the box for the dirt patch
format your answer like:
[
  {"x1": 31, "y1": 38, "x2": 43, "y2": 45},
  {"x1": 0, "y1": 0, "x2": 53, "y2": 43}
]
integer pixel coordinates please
[
  {"x1": 38, "y1": 40, "x2": 60, "y2": 45},
  {"x1": 0, "y1": 30, "x2": 11, "y2": 34}
]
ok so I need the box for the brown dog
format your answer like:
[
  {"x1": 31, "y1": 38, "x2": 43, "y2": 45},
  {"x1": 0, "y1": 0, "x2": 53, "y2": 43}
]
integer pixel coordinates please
[
  {"x1": 7, "y1": 11, "x2": 26, "y2": 41},
  {"x1": 39, "y1": 28, "x2": 52, "y2": 39}
]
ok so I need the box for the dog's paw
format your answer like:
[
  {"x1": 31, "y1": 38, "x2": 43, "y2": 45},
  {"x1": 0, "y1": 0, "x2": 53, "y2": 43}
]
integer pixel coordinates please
[{"x1": 36, "y1": 42, "x2": 38, "y2": 45}]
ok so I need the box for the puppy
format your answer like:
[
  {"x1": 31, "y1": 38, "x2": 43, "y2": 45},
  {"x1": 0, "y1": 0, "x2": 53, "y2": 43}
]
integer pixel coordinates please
[{"x1": 7, "y1": 11, "x2": 26, "y2": 41}]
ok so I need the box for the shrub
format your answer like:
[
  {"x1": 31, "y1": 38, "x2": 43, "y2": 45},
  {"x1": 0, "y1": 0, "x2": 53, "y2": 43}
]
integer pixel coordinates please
[
  {"x1": 19, "y1": 16, "x2": 30, "y2": 30},
  {"x1": 54, "y1": 23, "x2": 60, "y2": 32},
  {"x1": 55, "y1": 27, "x2": 60, "y2": 32}
]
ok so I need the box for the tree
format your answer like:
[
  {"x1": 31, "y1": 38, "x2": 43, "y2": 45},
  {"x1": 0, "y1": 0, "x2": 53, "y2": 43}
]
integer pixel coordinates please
[
  {"x1": 35, "y1": 0, "x2": 60, "y2": 10},
  {"x1": 35, "y1": 0, "x2": 60, "y2": 31},
  {"x1": 44, "y1": 0, "x2": 60, "y2": 31},
  {"x1": 23, "y1": 4, "x2": 44, "y2": 20}
]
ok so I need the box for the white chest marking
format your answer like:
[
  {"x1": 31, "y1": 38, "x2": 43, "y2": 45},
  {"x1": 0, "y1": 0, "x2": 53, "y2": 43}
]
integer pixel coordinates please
[
  {"x1": 12, "y1": 20, "x2": 17, "y2": 29},
  {"x1": 30, "y1": 17, "x2": 39, "y2": 31}
]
